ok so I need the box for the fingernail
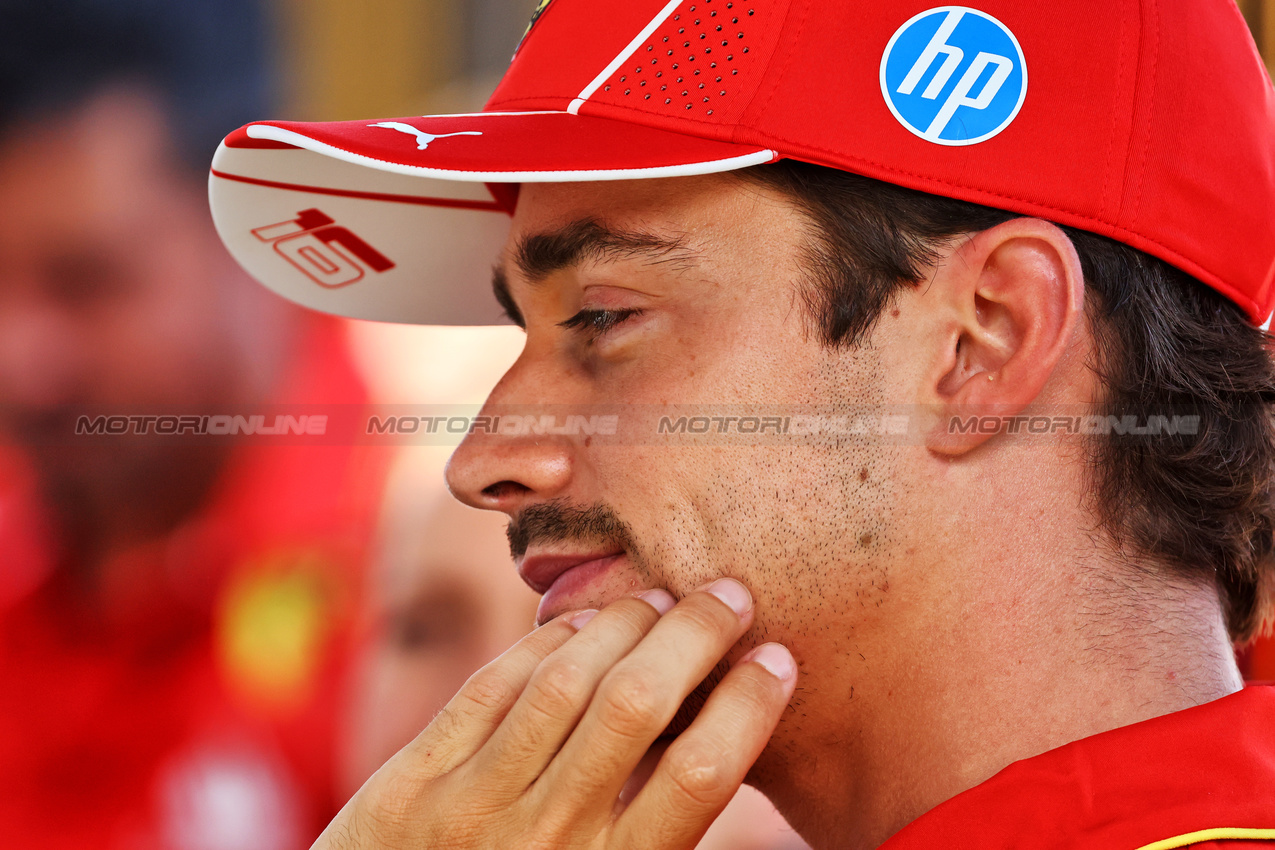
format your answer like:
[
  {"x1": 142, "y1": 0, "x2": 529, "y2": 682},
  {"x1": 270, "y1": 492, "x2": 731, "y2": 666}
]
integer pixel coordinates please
[
  {"x1": 742, "y1": 643, "x2": 797, "y2": 683},
  {"x1": 567, "y1": 609, "x2": 598, "y2": 630},
  {"x1": 634, "y1": 588, "x2": 676, "y2": 615},
  {"x1": 703, "y1": 578, "x2": 752, "y2": 617}
]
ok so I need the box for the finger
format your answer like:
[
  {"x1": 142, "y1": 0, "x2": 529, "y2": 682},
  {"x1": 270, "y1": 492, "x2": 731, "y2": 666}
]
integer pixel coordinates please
[
  {"x1": 611, "y1": 643, "x2": 797, "y2": 850},
  {"x1": 468, "y1": 590, "x2": 677, "y2": 792},
  {"x1": 615, "y1": 739, "x2": 668, "y2": 810},
  {"x1": 397, "y1": 614, "x2": 582, "y2": 779},
  {"x1": 531, "y1": 578, "x2": 756, "y2": 817}
]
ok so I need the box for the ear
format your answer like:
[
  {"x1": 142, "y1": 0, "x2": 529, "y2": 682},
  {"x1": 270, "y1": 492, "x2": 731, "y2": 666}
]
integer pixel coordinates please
[{"x1": 920, "y1": 218, "x2": 1084, "y2": 455}]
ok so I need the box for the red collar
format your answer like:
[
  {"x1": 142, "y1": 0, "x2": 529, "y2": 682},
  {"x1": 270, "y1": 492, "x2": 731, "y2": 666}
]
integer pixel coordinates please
[{"x1": 882, "y1": 686, "x2": 1275, "y2": 850}]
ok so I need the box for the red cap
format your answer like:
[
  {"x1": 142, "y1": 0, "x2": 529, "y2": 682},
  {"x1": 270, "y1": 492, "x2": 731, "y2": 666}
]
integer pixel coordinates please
[{"x1": 209, "y1": 0, "x2": 1275, "y2": 325}]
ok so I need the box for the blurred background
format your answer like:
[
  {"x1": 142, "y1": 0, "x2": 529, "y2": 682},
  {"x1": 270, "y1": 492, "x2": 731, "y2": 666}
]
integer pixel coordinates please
[{"x1": 0, "y1": 1, "x2": 1268, "y2": 848}]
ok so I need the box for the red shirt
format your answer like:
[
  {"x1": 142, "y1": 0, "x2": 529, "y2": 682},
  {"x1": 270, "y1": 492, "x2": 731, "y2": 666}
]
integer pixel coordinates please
[
  {"x1": 0, "y1": 318, "x2": 386, "y2": 850},
  {"x1": 883, "y1": 686, "x2": 1275, "y2": 850}
]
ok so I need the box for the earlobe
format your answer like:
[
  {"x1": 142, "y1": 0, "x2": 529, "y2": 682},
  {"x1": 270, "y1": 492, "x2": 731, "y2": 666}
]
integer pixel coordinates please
[{"x1": 925, "y1": 219, "x2": 1084, "y2": 455}]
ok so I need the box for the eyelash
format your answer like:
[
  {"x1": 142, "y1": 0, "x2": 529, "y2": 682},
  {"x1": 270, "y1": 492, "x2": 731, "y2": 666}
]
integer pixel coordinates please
[{"x1": 558, "y1": 308, "x2": 643, "y2": 342}]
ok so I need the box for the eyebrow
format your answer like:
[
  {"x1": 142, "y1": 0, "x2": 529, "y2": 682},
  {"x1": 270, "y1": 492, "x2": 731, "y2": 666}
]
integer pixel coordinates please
[{"x1": 491, "y1": 218, "x2": 699, "y2": 328}]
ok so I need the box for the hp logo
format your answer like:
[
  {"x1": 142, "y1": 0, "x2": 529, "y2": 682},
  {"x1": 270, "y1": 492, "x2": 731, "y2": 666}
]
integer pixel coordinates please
[{"x1": 880, "y1": 7, "x2": 1027, "y2": 146}]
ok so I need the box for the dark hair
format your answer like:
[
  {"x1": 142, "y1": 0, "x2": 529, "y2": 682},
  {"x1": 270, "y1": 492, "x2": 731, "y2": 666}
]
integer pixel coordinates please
[
  {"x1": 743, "y1": 159, "x2": 1275, "y2": 642},
  {"x1": 0, "y1": 0, "x2": 272, "y2": 172}
]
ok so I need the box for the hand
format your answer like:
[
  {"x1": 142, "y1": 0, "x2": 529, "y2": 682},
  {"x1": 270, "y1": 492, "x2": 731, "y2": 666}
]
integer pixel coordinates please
[{"x1": 316, "y1": 578, "x2": 797, "y2": 850}]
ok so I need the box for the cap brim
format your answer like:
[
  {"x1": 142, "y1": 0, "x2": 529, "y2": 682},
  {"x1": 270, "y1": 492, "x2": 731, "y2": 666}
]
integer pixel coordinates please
[{"x1": 209, "y1": 111, "x2": 775, "y2": 325}]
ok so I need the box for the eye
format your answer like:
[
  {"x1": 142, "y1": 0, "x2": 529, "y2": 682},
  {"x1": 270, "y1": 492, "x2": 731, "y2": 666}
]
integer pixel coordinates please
[{"x1": 558, "y1": 308, "x2": 643, "y2": 342}]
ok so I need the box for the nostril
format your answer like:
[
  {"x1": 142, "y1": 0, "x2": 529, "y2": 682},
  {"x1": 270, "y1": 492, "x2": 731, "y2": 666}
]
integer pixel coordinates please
[{"x1": 482, "y1": 480, "x2": 530, "y2": 501}]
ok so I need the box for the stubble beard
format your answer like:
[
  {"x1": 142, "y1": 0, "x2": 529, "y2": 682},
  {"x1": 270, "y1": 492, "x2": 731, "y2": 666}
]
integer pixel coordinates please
[{"x1": 507, "y1": 498, "x2": 741, "y2": 737}]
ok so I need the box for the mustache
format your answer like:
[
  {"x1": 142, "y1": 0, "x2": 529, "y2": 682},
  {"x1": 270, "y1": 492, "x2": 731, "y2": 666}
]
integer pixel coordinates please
[{"x1": 507, "y1": 500, "x2": 635, "y2": 559}]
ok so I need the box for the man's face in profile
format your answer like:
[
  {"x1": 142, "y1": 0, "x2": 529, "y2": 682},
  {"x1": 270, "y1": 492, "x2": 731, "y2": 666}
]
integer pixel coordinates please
[{"x1": 447, "y1": 175, "x2": 926, "y2": 774}]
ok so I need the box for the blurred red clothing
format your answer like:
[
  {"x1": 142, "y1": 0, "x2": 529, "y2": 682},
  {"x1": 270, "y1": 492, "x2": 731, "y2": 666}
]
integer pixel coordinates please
[
  {"x1": 1241, "y1": 637, "x2": 1275, "y2": 684},
  {"x1": 0, "y1": 318, "x2": 384, "y2": 850},
  {"x1": 882, "y1": 685, "x2": 1275, "y2": 849}
]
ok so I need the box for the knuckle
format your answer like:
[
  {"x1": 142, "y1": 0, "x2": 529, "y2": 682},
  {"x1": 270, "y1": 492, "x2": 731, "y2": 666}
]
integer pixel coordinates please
[
  {"x1": 430, "y1": 802, "x2": 498, "y2": 848},
  {"x1": 422, "y1": 704, "x2": 463, "y2": 744},
  {"x1": 460, "y1": 667, "x2": 520, "y2": 713},
  {"x1": 662, "y1": 741, "x2": 731, "y2": 807},
  {"x1": 596, "y1": 668, "x2": 665, "y2": 736},
  {"x1": 407, "y1": 706, "x2": 474, "y2": 779},
  {"x1": 526, "y1": 659, "x2": 591, "y2": 717},
  {"x1": 362, "y1": 768, "x2": 425, "y2": 834}
]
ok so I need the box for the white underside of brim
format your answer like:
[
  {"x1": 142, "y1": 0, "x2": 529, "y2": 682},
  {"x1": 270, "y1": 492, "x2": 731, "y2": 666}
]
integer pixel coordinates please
[
  {"x1": 210, "y1": 142, "x2": 514, "y2": 325},
  {"x1": 245, "y1": 123, "x2": 777, "y2": 183},
  {"x1": 214, "y1": 113, "x2": 777, "y2": 326}
]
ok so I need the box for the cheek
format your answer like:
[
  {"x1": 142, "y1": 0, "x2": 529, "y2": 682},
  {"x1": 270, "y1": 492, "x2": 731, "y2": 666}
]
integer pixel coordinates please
[
  {"x1": 624, "y1": 443, "x2": 905, "y2": 641},
  {"x1": 592, "y1": 349, "x2": 907, "y2": 648}
]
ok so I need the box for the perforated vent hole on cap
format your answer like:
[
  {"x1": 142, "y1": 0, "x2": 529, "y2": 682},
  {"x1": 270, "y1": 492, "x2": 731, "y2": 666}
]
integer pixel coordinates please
[{"x1": 610, "y1": 0, "x2": 756, "y2": 118}]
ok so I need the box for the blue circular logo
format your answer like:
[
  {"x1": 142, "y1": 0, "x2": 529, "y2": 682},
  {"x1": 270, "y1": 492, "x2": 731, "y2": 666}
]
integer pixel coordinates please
[{"x1": 880, "y1": 6, "x2": 1027, "y2": 146}]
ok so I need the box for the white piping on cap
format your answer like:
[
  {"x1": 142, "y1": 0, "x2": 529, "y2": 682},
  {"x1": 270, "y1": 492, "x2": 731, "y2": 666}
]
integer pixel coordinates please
[
  {"x1": 568, "y1": 0, "x2": 686, "y2": 115},
  {"x1": 243, "y1": 124, "x2": 776, "y2": 183},
  {"x1": 405, "y1": 110, "x2": 569, "y2": 118}
]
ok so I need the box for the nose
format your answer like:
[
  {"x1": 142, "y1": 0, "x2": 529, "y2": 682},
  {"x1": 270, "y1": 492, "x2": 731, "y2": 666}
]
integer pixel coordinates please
[
  {"x1": 445, "y1": 354, "x2": 577, "y2": 515},
  {"x1": 446, "y1": 437, "x2": 573, "y2": 514}
]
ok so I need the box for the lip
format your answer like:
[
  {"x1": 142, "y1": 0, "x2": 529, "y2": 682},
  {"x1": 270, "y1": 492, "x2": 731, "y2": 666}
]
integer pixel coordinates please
[
  {"x1": 518, "y1": 550, "x2": 625, "y2": 624},
  {"x1": 517, "y1": 550, "x2": 624, "y2": 594}
]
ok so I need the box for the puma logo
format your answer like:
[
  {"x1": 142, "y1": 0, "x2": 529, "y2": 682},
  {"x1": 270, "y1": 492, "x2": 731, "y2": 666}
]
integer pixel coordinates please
[{"x1": 368, "y1": 122, "x2": 483, "y2": 151}]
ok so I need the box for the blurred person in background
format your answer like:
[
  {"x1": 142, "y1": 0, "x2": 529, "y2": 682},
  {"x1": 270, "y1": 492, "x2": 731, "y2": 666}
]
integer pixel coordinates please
[
  {"x1": 339, "y1": 447, "x2": 541, "y2": 792},
  {"x1": 0, "y1": 1, "x2": 384, "y2": 847},
  {"x1": 341, "y1": 447, "x2": 810, "y2": 850}
]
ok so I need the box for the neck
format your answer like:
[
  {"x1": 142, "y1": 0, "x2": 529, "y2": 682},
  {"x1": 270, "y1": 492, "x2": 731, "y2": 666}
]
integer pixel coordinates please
[{"x1": 757, "y1": 506, "x2": 1242, "y2": 849}]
